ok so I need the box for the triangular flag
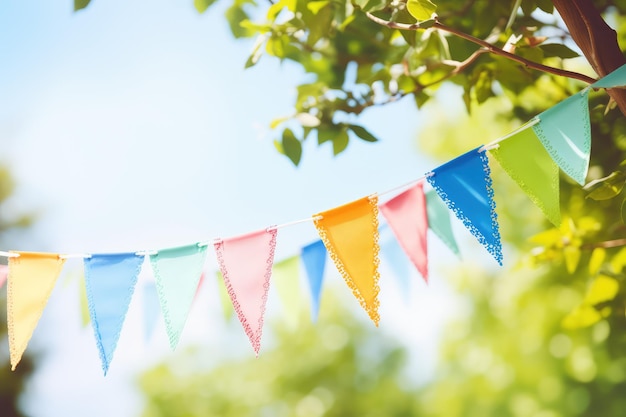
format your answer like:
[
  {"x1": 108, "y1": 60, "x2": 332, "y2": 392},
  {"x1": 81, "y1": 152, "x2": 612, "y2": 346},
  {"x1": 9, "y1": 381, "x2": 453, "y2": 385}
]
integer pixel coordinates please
[
  {"x1": 214, "y1": 229, "x2": 278, "y2": 355},
  {"x1": 84, "y1": 252, "x2": 143, "y2": 375},
  {"x1": 425, "y1": 190, "x2": 460, "y2": 256},
  {"x1": 0, "y1": 264, "x2": 8, "y2": 289},
  {"x1": 379, "y1": 182, "x2": 428, "y2": 282},
  {"x1": 7, "y1": 252, "x2": 65, "y2": 370},
  {"x1": 149, "y1": 243, "x2": 207, "y2": 349},
  {"x1": 491, "y1": 127, "x2": 561, "y2": 226},
  {"x1": 79, "y1": 275, "x2": 90, "y2": 327},
  {"x1": 592, "y1": 63, "x2": 626, "y2": 88},
  {"x1": 142, "y1": 281, "x2": 160, "y2": 343},
  {"x1": 215, "y1": 270, "x2": 234, "y2": 320},
  {"x1": 301, "y1": 240, "x2": 327, "y2": 322},
  {"x1": 313, "y1": 196, "x2": 381, "y2": 325},
  {"x1": 532, "y1": 90, "x2": 591, "y2": 185},
  {"x1": 427, "y1": 147, "x2": 503, "y2": 265},
  {"x1": 379, "y1": 225, "x2": 411, "y2": 303},
  {"x1": 272, "y1": 255, "x2": 303, "y2": 329}
]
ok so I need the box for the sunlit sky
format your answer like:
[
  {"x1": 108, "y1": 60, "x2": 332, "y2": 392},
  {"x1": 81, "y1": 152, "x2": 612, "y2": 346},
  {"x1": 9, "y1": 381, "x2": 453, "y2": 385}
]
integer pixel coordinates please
[{"x1": 0, "y1": 1, "x2": 475, "y2": 416}]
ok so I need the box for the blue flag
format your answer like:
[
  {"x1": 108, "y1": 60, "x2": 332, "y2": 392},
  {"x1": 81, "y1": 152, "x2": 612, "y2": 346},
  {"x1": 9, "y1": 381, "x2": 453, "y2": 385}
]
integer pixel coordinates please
[
  {"x1": 301, "y1": 240, "x2": 327, "y2": 322},
  {"x1": 84, "y1": 253, "x2": 144, "y2": 375},
  {"x1": 427, "y1": 147, "x2": 503, "y2": 265}
]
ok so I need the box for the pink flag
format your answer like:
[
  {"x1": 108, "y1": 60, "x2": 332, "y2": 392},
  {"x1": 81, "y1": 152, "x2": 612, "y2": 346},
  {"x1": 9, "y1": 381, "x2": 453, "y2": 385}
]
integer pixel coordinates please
[
  {"x1": 0, "y1": 264, "x2": 7, "y2": 288},
  {"x1": 379, "y1": 182, "x2": 429, "y2": 282},
  {"x1": 214, "y1": 228, "x2": 278, "y2": 355}
]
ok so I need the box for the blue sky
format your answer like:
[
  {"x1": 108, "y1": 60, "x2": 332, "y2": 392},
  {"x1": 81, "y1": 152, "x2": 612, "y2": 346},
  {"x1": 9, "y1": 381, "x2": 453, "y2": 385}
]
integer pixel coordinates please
[{"x1": 0, "y1": 1, "x2": 462, "y2": 415}]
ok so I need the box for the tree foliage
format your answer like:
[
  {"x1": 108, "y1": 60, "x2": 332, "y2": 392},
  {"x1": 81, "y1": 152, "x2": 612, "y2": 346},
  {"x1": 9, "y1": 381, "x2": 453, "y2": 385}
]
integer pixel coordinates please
[{"x1": 140, "y1": 301, "x2": 422, "y2": 417}]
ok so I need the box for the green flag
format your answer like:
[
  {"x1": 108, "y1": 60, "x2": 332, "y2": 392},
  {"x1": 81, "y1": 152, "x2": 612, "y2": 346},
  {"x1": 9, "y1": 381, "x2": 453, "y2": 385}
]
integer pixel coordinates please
[
  {"x1": 491, "y1": 127, "x2": 561, "y2": 227},
  {"x1": 272, "y1": 255, "x2": 304, "y2": 329}
]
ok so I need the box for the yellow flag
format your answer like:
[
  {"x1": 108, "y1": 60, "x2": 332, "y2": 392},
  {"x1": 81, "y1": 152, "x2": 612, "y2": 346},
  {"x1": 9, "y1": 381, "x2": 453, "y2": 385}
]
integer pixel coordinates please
[
  {"x1": 8, "y1": 251, "x2": 65, "y2": 370},
  {"x1": 313, "y1": 196, "x2": 380, "y2": 325}
]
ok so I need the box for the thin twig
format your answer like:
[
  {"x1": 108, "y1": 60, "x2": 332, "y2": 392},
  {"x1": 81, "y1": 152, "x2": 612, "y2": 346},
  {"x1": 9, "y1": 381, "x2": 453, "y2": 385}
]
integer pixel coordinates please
[
  {"x1": 365, "y1": 12, "x2": 597, "y2": 84},
  {"x1": 582, "y1": 238, "x2": 626, "y2": 250}
]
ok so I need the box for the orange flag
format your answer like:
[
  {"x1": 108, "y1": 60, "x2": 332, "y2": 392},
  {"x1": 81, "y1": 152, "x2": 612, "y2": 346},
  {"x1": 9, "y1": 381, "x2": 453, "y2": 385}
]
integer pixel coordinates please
[
  {"x1": 8, "y1": 252, "x2": 65, "y2": 370},
  {"x1": 313, "y1": 196, "x2": 381, "y2": 325}
]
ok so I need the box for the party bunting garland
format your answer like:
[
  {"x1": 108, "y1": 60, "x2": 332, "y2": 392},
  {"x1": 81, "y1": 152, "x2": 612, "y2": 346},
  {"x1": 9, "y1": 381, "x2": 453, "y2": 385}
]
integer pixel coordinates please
[{"x1": 1, "y1": 63, "x2": 625, "y2": 375}]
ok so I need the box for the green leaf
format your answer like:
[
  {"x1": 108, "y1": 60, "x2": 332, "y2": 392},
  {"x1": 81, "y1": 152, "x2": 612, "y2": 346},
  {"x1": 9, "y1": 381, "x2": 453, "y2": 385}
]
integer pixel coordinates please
[
  {"x1": 562, "y1": 304, "x2": 603, "y2": 329},
  {"x1": 589, "y1": 248, "x2": 606, "y2": 276},
  {"x1": 474, "y1": 69, "x2": 494, "y2": 104},
  {"x1": 245, "y1": 36, "x2": 266, "y2": 69},
  {"x1": 584, "y1": 275, "x2": 619, "y2": 305},
  {"x1": 622, "y1": 198, "x2": 626, "y2": 224},
  {"x1": 307, "y1": 0, "x2": 329, "y2": 14},
  {"x1": 584, "y1": 171, "x2": 626, "y2": 200},
  {"x1": 563, "y1": 246, "x2": 581, "y2": 274},
  {"x1": 539, "y1": 43, "x2": 580, "y2": 59},
  {"x1": 282, "y1": 129, "x2": 302, "y2": 166},
  {"x1": 74, "y1": 0, "x2": 91, "y2": 11},
  {"x1": 348, "y1": 124, "x2": 378, "y2": 142},
  {"x1": 194, "y1": 0, "x2": 218, "y2": 13},
  {"x1": 225, "y1": 4, "x2": 254, "y2": 38},
  {"x1": 406, "y1": 0, "x2": 437, "y2": 21},
  {"x1": 333, "y1": 129, "x2": 350, "y2": 155},
  {"x1": 352, "y1": 0, "x2": 387, "y2": 13}
]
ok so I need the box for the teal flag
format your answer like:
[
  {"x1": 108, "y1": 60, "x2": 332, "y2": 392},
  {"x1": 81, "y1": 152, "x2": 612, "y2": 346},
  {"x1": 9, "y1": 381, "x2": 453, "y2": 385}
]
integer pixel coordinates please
[
  {"x1": 149, "y1": 243, "x2": 207, "y2": 349},
  {"x1": 532, "y1": 90, "x2": 591, "y2": 185},
  {"x1": 425, "y1": 190, "x2": 460, "y2": 256},
  {"x1": 591, "y1": 63, "x2": 626, "y2": 88}
]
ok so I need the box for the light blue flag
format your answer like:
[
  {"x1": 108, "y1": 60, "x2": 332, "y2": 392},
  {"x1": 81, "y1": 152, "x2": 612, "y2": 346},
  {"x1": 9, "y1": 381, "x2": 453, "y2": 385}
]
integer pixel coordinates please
[
  {"x1": 142, "y1": 281, "x2": 160, "y2": 343},
  {"x1": 427, "y1": 147, "x2": 503, "y2": 265},
  {"x1": 379, "y1": 224, "x2": 411, "y2": 303},
  {"x1": 532, "y1": 90, "x2": 591, "y2": 185},
  {"x1": 591, "y1": 63, "x2": 626, "y2": 88},
  {"x1": 301, "y1": 240, "x2": 327, "y2": 322},
  {"x1": 84, "y1": 253, "x2": 144, "y2": 375},
  {"x1": 425, "y1": 190, "x2": 460, "y2": 256},
  {"x1": 149, "y1": 243, "x2": 207, "y2": 350}
]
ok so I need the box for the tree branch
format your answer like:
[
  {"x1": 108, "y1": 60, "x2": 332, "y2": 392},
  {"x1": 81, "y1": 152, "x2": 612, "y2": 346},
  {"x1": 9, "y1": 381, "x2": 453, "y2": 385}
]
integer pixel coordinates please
[
  {"x1": 552, "y1": 0, "x2": 626, "y2": 116},
  {"x1": 365, "y1": 12, "x2": 597, "y2": 85}
]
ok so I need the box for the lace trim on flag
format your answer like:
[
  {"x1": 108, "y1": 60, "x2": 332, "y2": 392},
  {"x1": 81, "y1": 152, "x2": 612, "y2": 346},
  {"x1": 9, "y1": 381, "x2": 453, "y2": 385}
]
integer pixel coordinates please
[{"x1": 215, "y1": 229, "x2": 277, "y2": 355}]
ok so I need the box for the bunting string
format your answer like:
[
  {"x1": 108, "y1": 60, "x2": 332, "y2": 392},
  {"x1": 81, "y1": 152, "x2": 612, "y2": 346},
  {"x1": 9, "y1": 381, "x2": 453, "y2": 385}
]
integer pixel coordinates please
[{"x1": 1, "y1": 63, "x2": 625, "y2": 374}]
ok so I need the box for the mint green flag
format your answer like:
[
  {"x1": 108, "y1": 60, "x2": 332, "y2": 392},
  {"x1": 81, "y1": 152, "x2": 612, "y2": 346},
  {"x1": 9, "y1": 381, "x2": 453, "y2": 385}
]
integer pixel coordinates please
[
  {"x1": 272, "y1": 255, "x2": 304, "y2": 329},
  {"x1": 425, "y1": 190, "x2": 460, "y2": 256},
  {"x1": 591, "y1": 63, "x2": 626, "y2": 88},
  {"x1": 149, "y1": 244, "x2": 207, "y2": 349},
  {"x1": 532, "y1": 90, "x2": 590, "y2": 185},
  {"x1": 491, "y1": 128, "x2": 561, "y2": 227}
]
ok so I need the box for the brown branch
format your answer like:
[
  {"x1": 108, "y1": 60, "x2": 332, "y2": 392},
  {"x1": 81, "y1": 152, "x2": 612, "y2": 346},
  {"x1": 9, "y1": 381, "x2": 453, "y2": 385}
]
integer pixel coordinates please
[
  {"x1": 365, "y1": 12, "x2": 597, "y2": 85},
  {"x1": 582, "y1": 239, "x2": 626, "y2": 250},
  {"x1": 552, "y1": 0, "x2": 626, "y2": 116}
]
